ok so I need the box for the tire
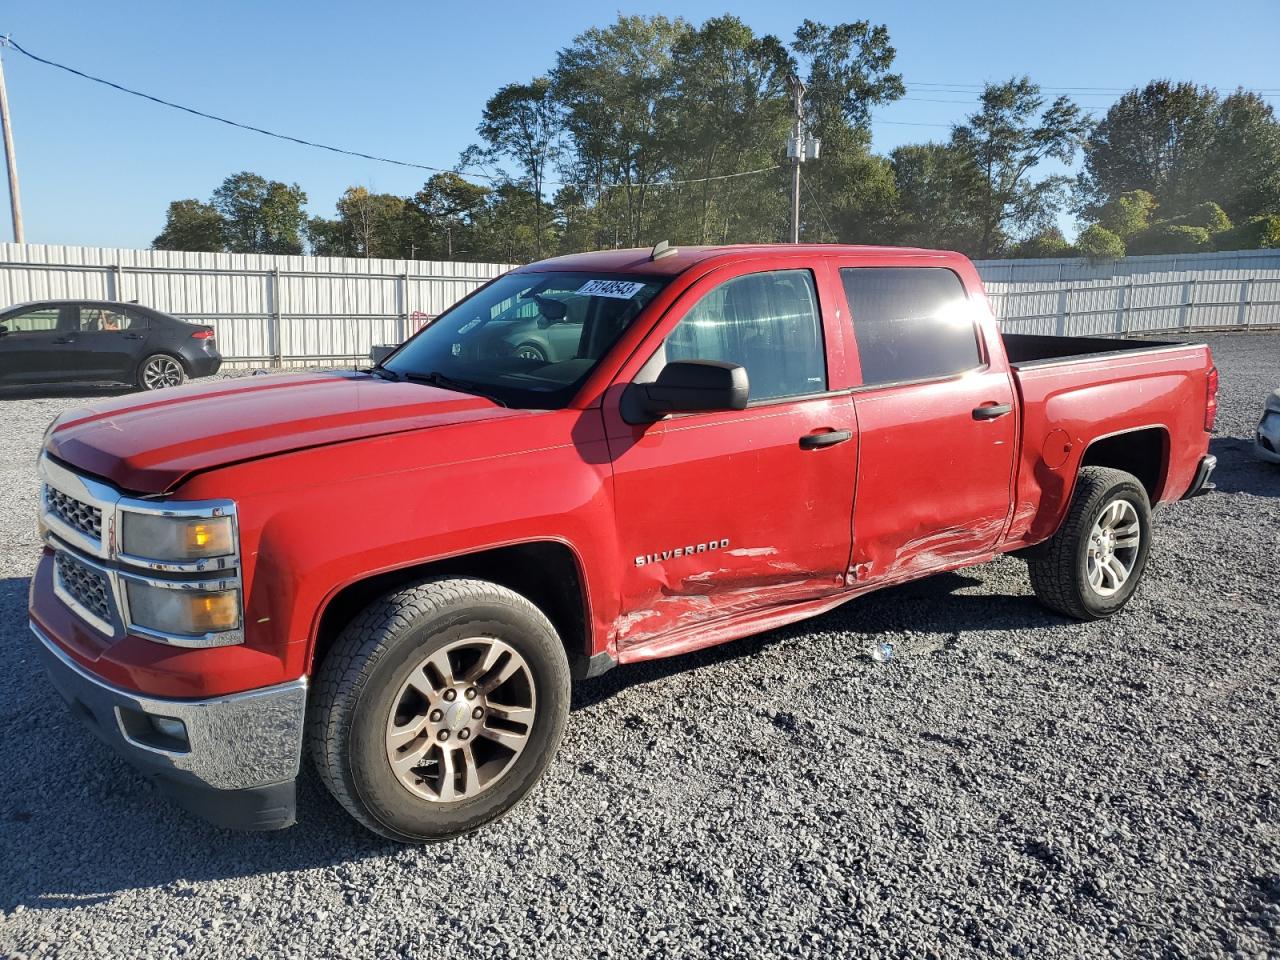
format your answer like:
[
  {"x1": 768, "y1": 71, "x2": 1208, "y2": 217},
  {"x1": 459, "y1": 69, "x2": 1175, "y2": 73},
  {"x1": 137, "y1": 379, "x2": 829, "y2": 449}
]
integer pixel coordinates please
[
  {"x1": 137, "y1": 353, "x2": 187, "y2": 391},
  {"x1": 1027, "y1": 466, "x2": 1153, "y2": 620},
  {"x1": 514, "y1": 342, "x2": 548, "y2": 362},
  {"x1": 308, "y1": 577, "x2": 571, "y2": 842}
]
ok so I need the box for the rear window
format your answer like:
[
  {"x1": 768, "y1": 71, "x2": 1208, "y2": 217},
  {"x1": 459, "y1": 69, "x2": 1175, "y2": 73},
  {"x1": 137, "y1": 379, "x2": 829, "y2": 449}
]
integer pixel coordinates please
[{"x1": 841, "y1": 267, "x2": 982, "y2": 386}]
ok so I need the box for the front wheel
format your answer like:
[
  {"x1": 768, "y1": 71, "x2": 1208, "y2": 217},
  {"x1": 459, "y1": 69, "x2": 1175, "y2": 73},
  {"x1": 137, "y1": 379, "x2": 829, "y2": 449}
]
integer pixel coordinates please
[
  {"x1": 1027, "y1": 466, "x2": 1153, "y2": 620},
  {"x1": 137, "y1": 353, "x2": 186, "y2": 391},
  {"x1": 308, "y1": 578, "x2": 571, "y2": 842}
]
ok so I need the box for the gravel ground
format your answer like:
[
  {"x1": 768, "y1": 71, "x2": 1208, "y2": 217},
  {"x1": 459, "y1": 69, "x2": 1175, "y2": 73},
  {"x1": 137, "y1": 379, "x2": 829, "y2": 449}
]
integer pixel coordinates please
[{"x1": 0, "y1": 335, "x2": 1277, "y2": 960}]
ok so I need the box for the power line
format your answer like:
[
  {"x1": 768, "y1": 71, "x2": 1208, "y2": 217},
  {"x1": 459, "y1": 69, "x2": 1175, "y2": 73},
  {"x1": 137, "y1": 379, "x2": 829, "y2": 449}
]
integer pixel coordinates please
[
  {"x1": 2, "y1": 38, "x2": 782, "y2": 192},
  {"x1": 2, "y1": 37, "x2": 492, "y2": 181}
]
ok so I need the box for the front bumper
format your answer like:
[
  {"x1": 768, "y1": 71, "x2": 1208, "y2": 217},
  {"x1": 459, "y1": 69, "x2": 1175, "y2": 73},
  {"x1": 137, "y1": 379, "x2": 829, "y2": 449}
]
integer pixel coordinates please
[{"x1": 31, "y1": 620, "x2": 306, "y2": 831}]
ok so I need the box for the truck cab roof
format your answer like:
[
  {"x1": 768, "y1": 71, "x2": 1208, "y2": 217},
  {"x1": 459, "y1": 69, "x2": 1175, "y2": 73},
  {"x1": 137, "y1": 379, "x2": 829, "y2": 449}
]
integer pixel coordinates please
[{"x1": 520, "y1": 244, "x2": 966, "y2": 278}]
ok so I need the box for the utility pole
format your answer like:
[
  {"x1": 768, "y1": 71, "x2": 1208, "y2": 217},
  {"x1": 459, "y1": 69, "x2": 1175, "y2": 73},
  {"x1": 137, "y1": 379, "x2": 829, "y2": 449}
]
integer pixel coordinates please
[
  {"x1": 787, "y1": 74, "x2": 804, "y2": 244},
  {"x1": 0, "y1": 40, "x2": 25, "y2": 243},
  {"x1": 785, "y1": 73, "x2": 821, "y2": 244}
]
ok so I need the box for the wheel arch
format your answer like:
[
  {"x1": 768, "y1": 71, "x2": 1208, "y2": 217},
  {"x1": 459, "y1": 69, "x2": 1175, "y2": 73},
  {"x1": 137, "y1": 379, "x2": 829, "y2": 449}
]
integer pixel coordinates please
[
  {"x1": 1077, "y1": 425, "x2": 1170, "y2": 503},
  {"x1": 308, "y1": 538, "x2": 593, "y2": 681}
]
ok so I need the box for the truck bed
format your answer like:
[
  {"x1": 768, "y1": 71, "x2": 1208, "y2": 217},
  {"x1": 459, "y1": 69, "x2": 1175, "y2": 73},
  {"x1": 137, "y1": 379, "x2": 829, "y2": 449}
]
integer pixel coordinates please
[{"x1": 1002, "y1": 332, "x2": 1184, "y2": 368}]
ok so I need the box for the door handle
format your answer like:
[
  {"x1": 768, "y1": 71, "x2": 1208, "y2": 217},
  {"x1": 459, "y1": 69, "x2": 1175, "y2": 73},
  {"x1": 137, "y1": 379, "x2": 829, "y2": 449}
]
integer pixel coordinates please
[
  {"x1": 972, "y1": 402, "x2": 1013, "y2": 420},
  {"x1": 799, "y1": 429, "x2": 853, "y2": 449},
  {"x1": 123, "y1": 333, "x2": 144, "y2": 340},
  {"x1": 53, "y1": 336, "x2": 78, "y2": 345}
]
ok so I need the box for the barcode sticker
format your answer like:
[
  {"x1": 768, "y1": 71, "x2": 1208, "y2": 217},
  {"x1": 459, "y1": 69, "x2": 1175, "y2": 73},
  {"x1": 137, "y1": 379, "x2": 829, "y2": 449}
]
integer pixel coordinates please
[{"x1": 576, "y1": 279, "x2": 647, "y2": 299}]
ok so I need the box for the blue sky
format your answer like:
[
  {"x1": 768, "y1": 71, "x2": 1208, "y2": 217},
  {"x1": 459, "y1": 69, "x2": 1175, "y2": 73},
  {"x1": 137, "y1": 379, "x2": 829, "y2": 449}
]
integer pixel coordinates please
[{"x1": 3, "y1": 0, "x2": 1278, "y2": 250}]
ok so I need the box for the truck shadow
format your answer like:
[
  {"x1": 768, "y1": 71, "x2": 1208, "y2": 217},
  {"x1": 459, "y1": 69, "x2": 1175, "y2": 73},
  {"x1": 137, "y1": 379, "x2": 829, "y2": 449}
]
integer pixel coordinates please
[
  {"x1": 0, "y1": 383, "x2": 135, "y2": 401},
  {"x1": 0, "y1": 576, "x2": 400, "y2": 912},
  {"x1": 0, "y1": 568, "x2": 1049, "y2": 909},
  {"x1": 1209, "y1": 436, "x2": 1280, "y2": 497}
]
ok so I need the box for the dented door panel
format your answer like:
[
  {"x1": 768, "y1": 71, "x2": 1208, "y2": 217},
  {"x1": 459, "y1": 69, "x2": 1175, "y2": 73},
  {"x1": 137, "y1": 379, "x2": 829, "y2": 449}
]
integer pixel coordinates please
[{"x1": 606, "y1": 395, "x2": 857, "y2": 649}]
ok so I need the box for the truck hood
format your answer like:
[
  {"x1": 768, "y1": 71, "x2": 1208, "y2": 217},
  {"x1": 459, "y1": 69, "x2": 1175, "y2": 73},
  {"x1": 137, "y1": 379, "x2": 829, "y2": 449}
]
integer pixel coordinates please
[{"x1": 45, "y1": 371, "x2": 528, "y2": 494}]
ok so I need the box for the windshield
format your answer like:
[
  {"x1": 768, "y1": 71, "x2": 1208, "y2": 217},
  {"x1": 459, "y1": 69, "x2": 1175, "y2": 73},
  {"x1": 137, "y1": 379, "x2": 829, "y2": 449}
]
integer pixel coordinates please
[{"x1": 382, "y1": 271, "x2": 667, "y2": 408}]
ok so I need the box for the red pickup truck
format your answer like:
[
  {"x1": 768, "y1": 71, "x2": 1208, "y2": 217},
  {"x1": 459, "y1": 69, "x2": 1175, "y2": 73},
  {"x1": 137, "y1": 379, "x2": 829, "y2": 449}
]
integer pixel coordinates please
[{"x1": 30, "y1": 244, "x2": 1218, "y2": 841}]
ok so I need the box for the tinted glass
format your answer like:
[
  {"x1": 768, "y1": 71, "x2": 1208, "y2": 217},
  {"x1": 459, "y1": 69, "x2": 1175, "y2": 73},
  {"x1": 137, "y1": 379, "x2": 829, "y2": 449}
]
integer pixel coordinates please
[
  {"x1": 665, "y1": 270, "x2": 826, "y2": 401},
  {"x1": 3, "y1": 307, "x2": 61, "y2": 333},
  {"x1": 385, "y1": 271, "x2": 665, "y2": 408},
  {"x1": 78, "y1": 307, "x2": 145, "y2": 332},
  {"x1": 841, "y1": 267, "x2": 982, "y2": 386}
]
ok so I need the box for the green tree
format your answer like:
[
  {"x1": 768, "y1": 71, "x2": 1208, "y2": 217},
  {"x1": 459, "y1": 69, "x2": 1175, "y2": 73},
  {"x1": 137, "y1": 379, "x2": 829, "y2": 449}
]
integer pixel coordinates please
[
  {"x1": 951, "y1": 78, "x2": 1091, "y2": 258},
  {"x1": 1078, "y1": 81, "x2": 1218, "y2": 215},
  {"x1": 886, "y1": 143, "x2": 984, "y2": 252},
  {"x1": 211, "y1": 172, "x2": 308, "y2": 255},
  {"x1": 552, "y1": 15, "x2": 687, "y2": 246},
  {"x1": 152, "y1": 199, "x2": 225, "y2": 252},
  {"x1": 1206, "y1": 91, "x2": 1280, "y2": 221},
  {"x1": 1095, "y1": 189, "x2": 1157, "y2": 240},
  {"x1": 790, "y1": 19, "x2": 905, "y2": 243},
  {"x1": 408, "y1": 172, "x2": 491, "y2": 259},
  {"x1": 1008, "y1": 227, "x2": 1072, "y2": 259},
  {"x1": 306, "y1": 188, "x2": 410, "y2": 259},
  {"x1": 668, "y1": 16, "x2": 790, "y2": 243},
  {"x1": 1075, "y1": 224, "x2": 1126, "y2": 260},
  {"x1": 475, "y1": 78, "x2": 562, "y2": 257},
  {"x1": 1128, "y1": 223, "x2": 1213, "y2": 255}
]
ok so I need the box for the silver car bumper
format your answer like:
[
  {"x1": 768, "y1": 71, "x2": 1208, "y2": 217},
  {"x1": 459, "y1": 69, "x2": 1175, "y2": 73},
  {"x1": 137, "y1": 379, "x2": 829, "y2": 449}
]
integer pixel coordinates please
[
  {"x1": 31, "y1": 620, "x2": 306, "y2": 830},
  {"x1": 1256, "y1": 392, "x2": 1280, "y2": 464}
]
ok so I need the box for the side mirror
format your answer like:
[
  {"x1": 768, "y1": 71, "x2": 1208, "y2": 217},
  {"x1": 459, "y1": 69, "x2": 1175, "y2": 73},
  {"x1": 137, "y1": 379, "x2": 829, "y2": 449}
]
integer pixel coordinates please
[
  {"x1": 0, "y1": 324, "x2": 7, "y2": 336},
  {"x1": 622, "y1": 360, "x2": 749, "y2": 423}
]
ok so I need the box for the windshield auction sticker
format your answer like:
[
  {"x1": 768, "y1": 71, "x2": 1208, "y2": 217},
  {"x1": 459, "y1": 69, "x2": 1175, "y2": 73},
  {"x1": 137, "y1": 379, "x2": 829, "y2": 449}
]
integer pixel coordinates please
[{"x1": 576, "y1": 279, "x2": 648, "y2": 299}]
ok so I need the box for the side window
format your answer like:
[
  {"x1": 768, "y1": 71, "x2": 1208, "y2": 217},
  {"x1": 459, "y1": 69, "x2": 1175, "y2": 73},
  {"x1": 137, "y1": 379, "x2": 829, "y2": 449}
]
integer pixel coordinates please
[
  {"x1": 78, "y1": 307, "x2": 144, "y2": 333},
  {"x1": 2, "y1": 307, "x2": 62, "y2": 333},
  {"x1": 841, "y1": 267, "x2": 982, "y2": 387},
  {"x1": 665, "y1": 269, "x2": 826, "y2": 402}
]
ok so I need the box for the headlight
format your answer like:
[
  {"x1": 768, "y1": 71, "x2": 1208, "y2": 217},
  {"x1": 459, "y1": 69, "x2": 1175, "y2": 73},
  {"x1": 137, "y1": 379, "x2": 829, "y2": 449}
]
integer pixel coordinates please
[
  {"x1": 121, "y1": 513, "x2": 235, "y2": 561},
  {"x1": 125, "y1": 580, "x2": 241, "y2": 639}
]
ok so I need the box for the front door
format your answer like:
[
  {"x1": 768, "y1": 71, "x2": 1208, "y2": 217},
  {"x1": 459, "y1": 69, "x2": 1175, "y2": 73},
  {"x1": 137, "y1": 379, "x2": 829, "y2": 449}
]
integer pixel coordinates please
[
  {"x1": 837, "y1": 264, "x2": 1017, "y2": 584},
  {"x1": 0, "y1": 304, "x2": 74, "y2": 384},
  {"x1": 604, "y1": 265, "x2": 856, "y2": 653}
]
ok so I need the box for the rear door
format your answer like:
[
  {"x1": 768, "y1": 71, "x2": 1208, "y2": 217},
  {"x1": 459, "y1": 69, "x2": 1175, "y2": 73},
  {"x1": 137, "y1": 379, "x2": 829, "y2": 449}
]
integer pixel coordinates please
[
  {"x1": 837, "y1": 264, "x2": 1016, "y2": 584},
  {"x1": 72, "y1": 305, "x2": 152, "y2": 382},
  {"x1": 0, "y1": 304, "x2": 74, "y2": 383},
  {"x1": 603, "y1": 261, "x2": 857, "y2": 651}
]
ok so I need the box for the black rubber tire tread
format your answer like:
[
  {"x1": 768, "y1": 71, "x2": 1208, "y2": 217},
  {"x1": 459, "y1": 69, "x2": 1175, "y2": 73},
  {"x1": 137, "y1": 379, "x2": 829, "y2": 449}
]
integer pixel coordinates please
[
  {"x1": 135, "y1": 353, "x2": 187, "y2": 391},
  {"x1": 1027, "y1": 466, "x2": 1153, "y2": 621},
  {"x1": 308, "y1": 577, "x2": 570, "y2": 843}
]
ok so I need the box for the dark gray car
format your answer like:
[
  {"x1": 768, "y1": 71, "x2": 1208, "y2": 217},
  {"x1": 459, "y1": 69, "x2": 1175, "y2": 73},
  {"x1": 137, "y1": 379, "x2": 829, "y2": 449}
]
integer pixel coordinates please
[{"x1": 0, "y1": 300, "x2": 222, "y2": 390}]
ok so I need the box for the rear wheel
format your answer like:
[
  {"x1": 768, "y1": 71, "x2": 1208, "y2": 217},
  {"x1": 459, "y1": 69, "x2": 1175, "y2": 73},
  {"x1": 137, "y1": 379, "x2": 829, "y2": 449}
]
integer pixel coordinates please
[
  {"x1": 514, "y1": 342, "x2": 547, "y2": 362},
  {"x1": 308, "y1": 578, "x2": 570, "y2": 842},
  {"x1": 1027, "y1": 466, "x2": 1152, "y2": 620},
  {"x1": 137, "y1": 353, "x2": 186, "y2": 391}
]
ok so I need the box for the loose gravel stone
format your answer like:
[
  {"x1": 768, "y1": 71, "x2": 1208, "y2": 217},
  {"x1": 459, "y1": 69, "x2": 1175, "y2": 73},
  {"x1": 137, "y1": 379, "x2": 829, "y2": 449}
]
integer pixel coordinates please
[{"x1": 0, "y1": 335, "x2": 1277, "y2": 959}]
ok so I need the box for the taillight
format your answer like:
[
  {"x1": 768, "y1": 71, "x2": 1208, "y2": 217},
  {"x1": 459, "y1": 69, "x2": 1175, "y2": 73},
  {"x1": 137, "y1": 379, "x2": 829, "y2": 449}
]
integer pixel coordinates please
[
  {"x1": 190, "y1": 328, "x2": 215, "y2": 340},
  {"x1": 1204, "y1": 365, "x2": 1219, "y2": 431}
]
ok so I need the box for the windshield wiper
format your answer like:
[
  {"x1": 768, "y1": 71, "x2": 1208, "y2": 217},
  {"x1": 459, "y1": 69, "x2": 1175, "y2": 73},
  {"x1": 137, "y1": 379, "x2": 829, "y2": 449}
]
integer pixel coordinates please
[
  {"x1": 367, "y1": 365, "x2": 402, "y2": 382},
  {"x1": 401, "y1": 371, "x2": 508, "y2": 407}
]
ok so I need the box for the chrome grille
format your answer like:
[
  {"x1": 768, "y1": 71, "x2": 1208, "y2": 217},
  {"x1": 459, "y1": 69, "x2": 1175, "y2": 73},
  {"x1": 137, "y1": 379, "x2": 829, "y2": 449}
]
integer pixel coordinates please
[
  {"x1": 46, "y1": 485, "x2": 103, "y2": 542},
  {"x1": 54, "y1": 550, "x2": 113, "y2": 625}
]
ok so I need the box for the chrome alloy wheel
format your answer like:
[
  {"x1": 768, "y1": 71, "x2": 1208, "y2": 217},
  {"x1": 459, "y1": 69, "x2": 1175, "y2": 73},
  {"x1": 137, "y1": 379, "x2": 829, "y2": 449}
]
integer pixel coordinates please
[
  {"x1": 141, "y1": 355, "x2": 184, "y2": 390},
  {"x1": 1086, "y1": 498, "x2": 1142, "y2": 597},
  {"x1": 385, "y1": 637, "x2": 537, "y2": 803}
]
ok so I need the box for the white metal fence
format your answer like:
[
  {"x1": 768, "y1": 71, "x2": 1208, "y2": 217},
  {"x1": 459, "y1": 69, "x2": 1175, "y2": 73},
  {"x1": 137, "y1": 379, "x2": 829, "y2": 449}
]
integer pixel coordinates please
[
  {"x1": 2, "y1": 244, "x2": 1278, "y2": 367},
  {"x1": 974, "y1": 248, "x2": 1280, "y2": 336},
  {"x1": 0, "y1": 244, "x2": 513, "y2": 366}
]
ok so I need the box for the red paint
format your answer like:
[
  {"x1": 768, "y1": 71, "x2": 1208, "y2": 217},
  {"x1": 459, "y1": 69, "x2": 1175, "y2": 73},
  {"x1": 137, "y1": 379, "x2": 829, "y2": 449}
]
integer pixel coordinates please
[{"x1": 33, "y1": 245, "x2": 1214, "y2": 699}]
